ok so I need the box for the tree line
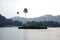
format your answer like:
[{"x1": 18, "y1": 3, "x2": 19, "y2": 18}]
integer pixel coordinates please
[
  {"x1": 0, "y1": 14, "x2": 22, "y2": 27},
  {"x1": 0, "y1": 14, "x2": 60, "y2": 27},
  {"x1": 26, "y1": 21, "x2": 60, "y2": 27}
]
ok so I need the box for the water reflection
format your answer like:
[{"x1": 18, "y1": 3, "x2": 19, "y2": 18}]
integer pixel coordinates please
[{"x1": 0, "y1": 27, "x2": 60, "y2": 40}]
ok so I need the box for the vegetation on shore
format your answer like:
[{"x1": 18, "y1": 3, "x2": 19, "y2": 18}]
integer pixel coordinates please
[{"x1": 0, "y1": 14, "x2": 60, "y2": 29}]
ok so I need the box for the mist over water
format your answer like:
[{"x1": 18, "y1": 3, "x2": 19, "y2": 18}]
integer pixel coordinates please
[{"x1": 0, "y1": 27, "x2": 60, "y2": 40}]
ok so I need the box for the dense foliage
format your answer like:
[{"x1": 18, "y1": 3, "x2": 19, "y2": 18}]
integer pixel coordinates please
[
  {"x1": 0, "y1": 14, "x2": 60, "y2": 27},
  {"x1": 26, "y1": 21, "x2": 60, "y2": 27},
  {"x1": 0, "y1": 14, "x2": 22, "y2": 27}
]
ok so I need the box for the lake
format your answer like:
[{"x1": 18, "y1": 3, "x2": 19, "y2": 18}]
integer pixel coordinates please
[{"x1": 0, "y1": 27, "x2": 60, "y2": 40}]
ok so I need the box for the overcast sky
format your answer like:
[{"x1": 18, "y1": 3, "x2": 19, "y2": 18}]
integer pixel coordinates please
[{"x1": 0, "y1": 0, "x2": 60, "y2": 18}]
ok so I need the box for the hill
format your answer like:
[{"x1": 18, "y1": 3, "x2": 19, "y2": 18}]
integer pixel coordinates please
[{"x1": 10, "y1": 15, "x2": 60, "y2": 23}]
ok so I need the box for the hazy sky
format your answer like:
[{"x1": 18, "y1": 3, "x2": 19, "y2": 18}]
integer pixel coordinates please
[{"x1": 0, "y1": 0, "x2": 60, "y2": 18}]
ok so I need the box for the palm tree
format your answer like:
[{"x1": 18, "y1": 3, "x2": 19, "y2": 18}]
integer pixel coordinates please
[
  {"x1": 23, "y1": 8, "x2": 28, "y2": 25},
  {"x1": 17, "y1": 12, "x2": 19, "y2": 14},
  {"x1": 17, "y1": 12, "x2": 19, "y2": 22}
]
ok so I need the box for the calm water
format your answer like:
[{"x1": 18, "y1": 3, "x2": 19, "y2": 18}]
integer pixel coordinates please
[{"x1": 0, "y1": 27, "x2": 60, "y2": 40}]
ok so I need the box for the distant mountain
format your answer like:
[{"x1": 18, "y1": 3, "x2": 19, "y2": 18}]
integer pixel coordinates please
[{"x1": 10, "y1": 15, "x2": 60, "y2": 23}]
